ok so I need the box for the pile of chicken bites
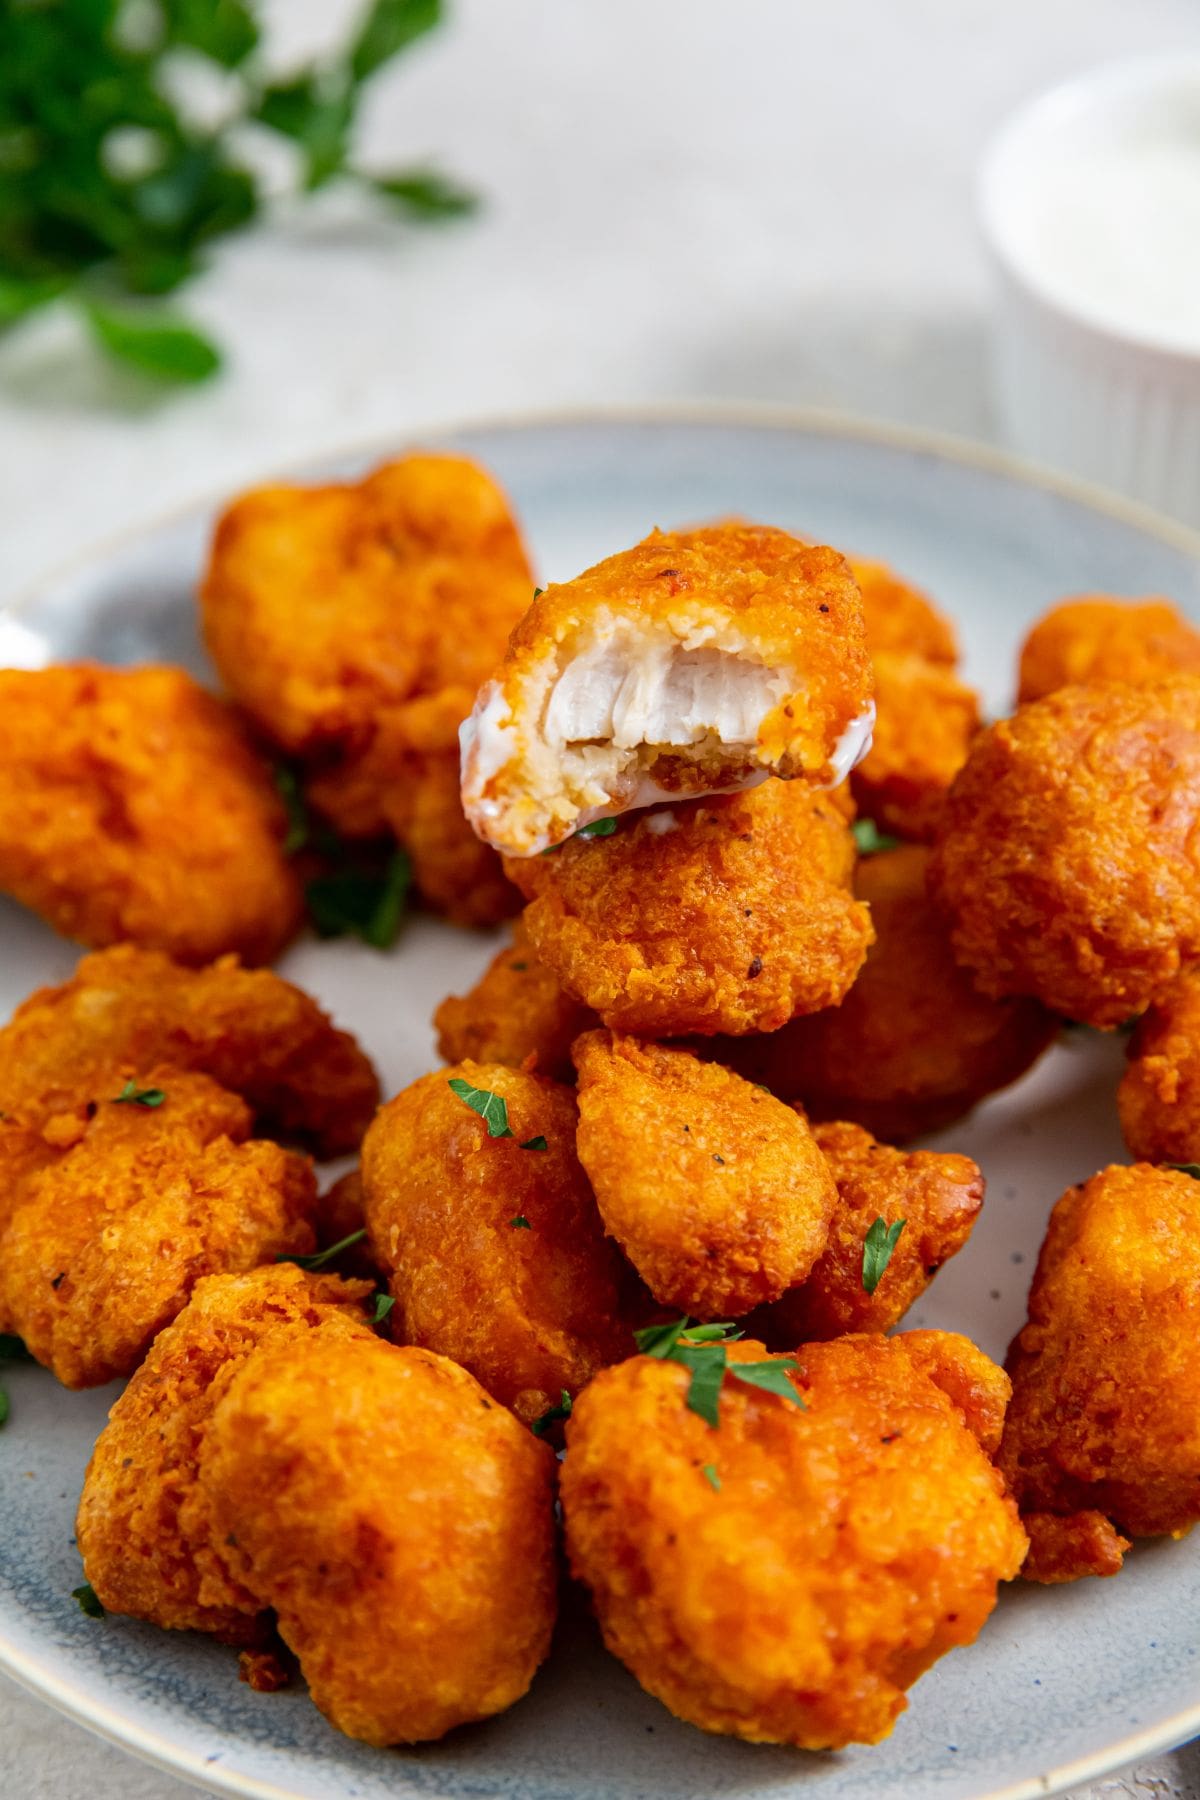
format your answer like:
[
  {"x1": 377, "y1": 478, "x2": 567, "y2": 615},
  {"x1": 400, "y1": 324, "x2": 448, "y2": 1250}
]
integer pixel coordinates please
[{"x1": 4, "y1": 453, "x2": 1200, "y2": 1759}]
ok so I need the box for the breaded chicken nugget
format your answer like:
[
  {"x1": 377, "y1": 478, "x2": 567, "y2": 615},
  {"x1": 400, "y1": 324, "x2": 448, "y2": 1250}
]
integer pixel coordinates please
[
  {"x1": 0, "y1": 1067, "x2": 316, "y2": 1387},
  {"x1": 1119, "y1": 965, "x2": 1200, "y2": 1163},
  {"x1": 561, "y1": 1332, "x2": 1026, "y2": 1749},
  {"x1": 929, "y1": 679, "x2": 1200, "y2": 1027},
  {"x1": 433, "y1": 918, "x2": 596, "y2": 1081},
  {"x1": 361, "y1": 1060, "x2": 631, "y2": 1423},
  {"x1": 463, "y1": 524, "x2": 874, "y2": 856},
  {"x1": 200, "y1": 1334, "x2": 557, "y2": 1744},
  {"x1": 572, "y1": 1032, "x2": 836, "y2": 1317},
  {"x1": 850, "y1": 651, "x2": 981, "y2": 844},
  {"x1": 76, "y1": 1264, "x2": 375, "y2": 1639},
  {"x1": 1017, "y1": 596, "x2": 1200, "y2": 703},
  {"x1": 0, "y1": 944, "x2": 378, "y2": 1157},
  {"x1": 0, "y1": 664, "x2": 301, "y2": 964},
  {"x1": 201, "y1": 453, "x2": 535, "y2": 756},
  {"x1": 507, "y1": 782, "x2": 873, "y2": 1038},
  {"x1": 748, "y1": 1119, "x2": 983, "y2": 1345},
  {"x1": 897, "y1": 1328, "x2": 1011, "y2": 1457},
  {"x1": 723, "y1": 846, "x2": 1054, "y2": 1140},
  {"x1": 999, "y1": 1163, "x2": 1200, "y2": 1582},
  {"x1": 848, "y1": 558, "x2": 958, "y2": 666}
]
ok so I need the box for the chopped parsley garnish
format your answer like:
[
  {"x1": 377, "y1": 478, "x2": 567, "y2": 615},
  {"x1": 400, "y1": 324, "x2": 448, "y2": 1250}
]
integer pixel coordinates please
[
  {"x1": 862, "y1": 1217, "x2": 906, "y2": 1294},
  {"x1": 1168, "y1": 1164, "x2": 1200, "y2": 1180},
  {"x1": 533, "y1": 588, "x2": 545, "y2": 599},
  {"x1": 448, "y1": 1078, "x2": 513, "y2": 1138},
  {"x1": 371, "y1": 1292, "x2": 395, "y2": 1326},
  {"x1": 702, "y1": 1463, "x2": 721, "y2": 1491},
  {"x1": 306, "y1": 848, "x2": 411, "y2": 949},
  {"x1": 278, "y1": 1228, "x2": 367, "y2": 1272},
  {"x1": 531, "y1": 1390, "x2": 572, "y2": 1436},
  {"x1": 72, "y1": 1583, "x2": 105, "y2": 1619},
  {"x1": 274, "y1": 764, "x2": 310, "y2": 855},
  {"x1": 851, "y1": 819, "x2": 900, "y2": 856},
  {"x1": 510, "y1": 1215, "x2": 532, "y2": 1229},
  {"x1": 112, "y1": 1080, "x2": 165, "y2": 1108},
  {"x1": 576, "y1": 817, "x2": 618, "y2": 840},
  {"x1": 520, "y1": 1136, "x2": 548, "y2": 1153},
  {"x1": 633, "y1": 1317, "x2": 804, "y2": 1429}
]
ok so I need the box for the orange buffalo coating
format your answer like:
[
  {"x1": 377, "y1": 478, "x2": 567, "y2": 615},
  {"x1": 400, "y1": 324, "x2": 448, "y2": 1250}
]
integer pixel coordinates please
[
  {"x1": 506, "y1": 782, "x2": 873, "y2": 1038},
  {"x1": 361, "y1": 1060, "x2": 632, "y2": 1423},
  {"x1": 929, "y1": 679, "x2": 1200, "y2": 1027},
  {"x1": 0, "y1": 664, "x2": 301, "y2": 964},
  {"x1": 723, "y1": 846, "x2": 1054, "y2": 1140},
  {"x1": 850, "y1": 652, "x2": 981, "y2": 844},
  {"x1": 201, "y1": 452, "x2": 535, "y2": 757},
  {"x1": 999, "y1": 1163, "x2": 1200, "y2": 1582},
  {"x1": 848, "y1": 557, "x2": 958, "y2": 666},
  {"x1": 201, "y1": 1332, "x2": 558, "y2": 1744},
  {"x1": 1119, "y1": 965, "x2": 1200, "y2": 1164},
  {"x1": 0, "y1": 944, "x2": 379, "y2": 1158},
  {"x1": 572, "y1": 1032, "x2": 836, "y2": 1317},
  {"x1": 747, "y1": 1119, "x2": 984, "y2": 1346},
  {"x1": 0, "y1": 1068, "x2": 316, "y2": 1387},
  {"x1": 561, "y1": 1332, "x2": 1026, "y2": 1749},
  {"x1": 1017, "y1": 596, "x2": 1200, "y2": 703},
  {"x1": 433, "y1": 918, "x2": 597, "y2": 1082}
]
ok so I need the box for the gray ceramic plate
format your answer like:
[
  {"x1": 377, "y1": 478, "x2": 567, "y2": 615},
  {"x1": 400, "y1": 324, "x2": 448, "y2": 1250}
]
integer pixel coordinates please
[{"x1": 3, "y1": 410, "x2": 1200, "y2": 1800}]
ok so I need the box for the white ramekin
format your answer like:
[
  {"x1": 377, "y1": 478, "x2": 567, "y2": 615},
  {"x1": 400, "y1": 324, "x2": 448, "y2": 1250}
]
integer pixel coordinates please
[{"x1": 980, "y1": 55, "x2": 1200, "y2": 528}]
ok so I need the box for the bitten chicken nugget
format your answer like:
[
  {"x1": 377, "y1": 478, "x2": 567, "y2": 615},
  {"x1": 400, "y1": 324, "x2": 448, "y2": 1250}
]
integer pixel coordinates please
[
  {"x1": 561, "y1": 1332, "x2": 1026, "y2": 1749},
  {"x1": 999, "y1": 1163, "x2": 1200, "y2": 1582},
  {"x1": 848, "y1": 558, "x2": 958, "y2": 666},
  {"x1": 0, "y1": 1067, "x2": 316, "y2": 1386},
  {"x1": 433, "y1": 918, "x2": 596, "y2": 1081},
  {"x1": 1119, "y1": 965, "x2": 1200, "y2": 1164},
  {"x1": 200, "y1": 1333, "x2": 557, "y2": 1745},
  {"x1": 76, "y1": 1264, "x2": 375, "y2": 1639},
  {"x1": 1017, "y1": 596, "x2": 1200, "y2": 703},
  {"x1": 723, "y1": 846, "x2": 1054, "y2": 1140},
  {"x1": 929, "y1": 679, "x2": 1200, "y2": 1027},
  {"x1": 361, "y1": 1060, "x2": 631, "y2": 1423},
  {"x1": 748, "y1": 1119, "x2": 983, "y2": 1346},
  {"x1": 572, "y1": 1032, "x2": 836, "y2": 1317},
  {"x1": 0, "y1": 943, "x2": 378, "y2": 1157},
  {"x1": 463, "y1": 523, "x2": 874, "y2": 856},
  {"x1": 0, "y1": 664, "x2": 301, "y2": 964},
  {"x1": 201, "y1": 453, "x2": 535, "y2": 756},
  {"x1": 507, "y1": 782, "x2": 873, "y2": 1038},
  {"x1": 850, "y1": 652, "x2": 981, "y2": 844}
]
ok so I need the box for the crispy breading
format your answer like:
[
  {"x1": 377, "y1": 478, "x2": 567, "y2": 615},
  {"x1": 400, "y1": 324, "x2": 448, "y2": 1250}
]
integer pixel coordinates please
[
  {"x1": 850, "y1": 651, "x2": 980, "y2": 844},
  {"x1": 747, "y1": 1119, "x2": 983, "y2": 1345},
  {"x1": 0, "y1": 943, "x2": 379, "y2": 1157},
  {"x1": 1119, "y1": 965, "x2": 1200, "y2": 1163},
  {"x1": 361, "y1": 1060, "x2": 631, "y2": 1423},
  {"x1": 201, "y1": 453, "x2": 535, "y2": 756},
  {"x1": 433, "y1": 918, "x2": 597, "y2": 1081},
  {"x1": 0, "y1": 1067, "x2": 316, "y2": 1387},
  {"x1": 200, "y1": 1333, "x2": 557, "y2": 1744},
  {"x1": 848, "y1": 557, "x2": 958, "y2": 665},
  {"x1": 929, "y1": 679, "x2": 1200, "y2": 1027},
  {"x1": 463, "y1": 524, "x2": 874, "y2": 856},
  {"x1": 506, "y1": 782, "x2": 873, "y2": 1038},
  {"x1": 572, "y1": 1032, "x2": 836, "y2": 1317},
  {"x1": 0, "y1": 664, "x2": 301, "y2": 964},
  {"x1": 1017, "y1": 596, "x2": 1200, "y2": 703},
  {"x1": 998, "y1": 1163, "x2": 1200, "y2": 1581},
  {"x1": 722, "y1": 846, "x2": 1054, "y2": 1139},
  {"x1": 895, "y1": 1328, "x2": 1011, "y2": 1457},
  {"x1": 561, "y1": 1332, "x2": 1025, "y2": 1749}
]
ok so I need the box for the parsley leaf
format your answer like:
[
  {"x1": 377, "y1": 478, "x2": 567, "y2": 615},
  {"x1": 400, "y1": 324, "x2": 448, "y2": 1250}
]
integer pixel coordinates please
[
  {"x1": 448, "y1": 1078, "x2": 513, "y2": 1139},
  {"x1": 278, "y1": 1228, "x2": 367, "y2": 1271},
  {"x1": 520, "y1": 1136, "x2": 548, "y2": 1153},
  {"x1": 576, "y1": 817, "x2": 618, "y2": 840},
  {"x1": 862, "y1": 1217, "x2": 906, "y2": 1294},
  {"x1": 852, "y1": 818, "x2": 900, "y2": 856},
  {"x1": 72, "y1": 1583, "x2": 105, "y2": 1619},
  {"x1": 370, "y1": 168, "x2": 478, "y2": 219},
  {"x1": 702, "y1": 1463, "x2": 721, "y2": 1491},
  {"x1": 112, "y1": 1080, "x2": 166, "y2": 1108},
  {"x1": 531, "y1": 1390, "x2": 572, "y2": 1437},
  {"x1": 0, "y1": 1335, "x2": 31, "y2": 1362},
  {"x1": 1168, "y1": 1164, "x2": 1200, "y2": 1180},
  {"x1": 306, "y1": 849, "x2": 410, "y2": 948},
  {"x1": 274, "y1": 764, "x2": 310, "y2": 855},
  {"x1": 510, "y1": 1215, "x2": 531, "y2": 1229},
  {"x1": 83, "y1": 303, "x2": 222, "y2": 384},
  {"x1": 371, "y1": 1291, "x2": 395, "y2": 1325},
  {"x1": 728, "y1": 1359, "x2": 803, "y2": 1404},
  {"x1": 634, "y1": 1317, "x2": 800, "y2": 1429}
]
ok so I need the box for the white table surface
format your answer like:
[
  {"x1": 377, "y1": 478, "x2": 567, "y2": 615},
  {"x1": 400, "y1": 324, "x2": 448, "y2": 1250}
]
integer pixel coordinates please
[{"x1": 3, "y1": 2, "x2": 1200, "y2": 1795}]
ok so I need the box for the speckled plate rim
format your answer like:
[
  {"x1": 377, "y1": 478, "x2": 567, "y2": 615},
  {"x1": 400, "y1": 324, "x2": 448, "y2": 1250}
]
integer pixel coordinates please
[{"x1": 3, "y1": 401, "x2": 1200, "y2": 1800}]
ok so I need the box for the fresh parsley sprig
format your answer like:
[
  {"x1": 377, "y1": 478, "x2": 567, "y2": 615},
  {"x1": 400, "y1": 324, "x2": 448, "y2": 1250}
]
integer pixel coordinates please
[
  {"x1": 278, "y1": 1227, "x2": 367, "y2": 1272},
  {"x1": 634, "y1": 1318, "x2": 805, "y2": 1430},
  {"x1": 862, "y1": 1217, "x2": 906, "y2": 1294},
  {"x1": 72, "y1": 1582, "x2": 106, "y2": 1619},
  {"x1": 531, "y1": 1389, "x2": 572, "y2": 1437},
  {"x1": 447, "y1": 1079, "x2": 550, "y2": 1150},
  {"x1": 112, "y1": 1080, "x2": 166, "y2": 1108},
  {"x1": 851, "y1": 818, "x2": 900, "y2": 856}
]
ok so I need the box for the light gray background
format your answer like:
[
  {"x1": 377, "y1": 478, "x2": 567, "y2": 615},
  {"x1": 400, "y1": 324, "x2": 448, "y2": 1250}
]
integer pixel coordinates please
[{"x1": 2, "y1": 1, "x2": 1199, "y2": 1795}]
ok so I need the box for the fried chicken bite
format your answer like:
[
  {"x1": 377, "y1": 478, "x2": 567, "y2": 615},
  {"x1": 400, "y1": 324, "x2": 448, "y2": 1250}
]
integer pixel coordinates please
[
  {"x1": 848, "y1": 558, "x2": 958, "y2": 666},
  {"x1": 0, "y1": 943, "x2": 379, "y2": 1157},
  {"x1": 201, "y1": 453, "x2": 535, "y2": 757},
  {"x1": 361, "y1": 1060, "x2": 631, "y2": 1423},
  {"x1": 463, "y1": 523, "x2": 874, "y2": 857},
  {"x1": 200, "y1": 1333, "x2": 557, "y2": 1745},
  {"x1": 561, "y1": 1332, "x2": 1026, "y2": 1749},
  {"x1": 572, "y1": 1032, "x2": 835, "y2": 1317},
  {"x1": 433, "y1": 918, "x2": 596, "y2": 1081},
  {"x1": 0, "y1": 1068, "x2": 316, "y2": 1387},
  {"x1": 998, "y1": 1163, "x2": 1200, "y2": 1582},
  {"x1": 747, "y1": 1119, "x2": 983, "y2": 1346},
  {"x1": 929, "y1": 679, "x2": 1200, "y2": 1027},
  {"x1": 0, "y1": 664, "x2": 301, "y2": 965},
  {"x1": 1119, "y1": 965, "x2": 1200, "y2": 1163},
  {"x1": 76, "y1": 1264, "x2": 375, "y2": 1639},
  {"x1": 723, "y1": 846, "x2": 1054, "y2": 1139},
  {"x1": 849, "y1": 652, "x2": 981, "y2": 844},
  {"x1": 507, "y1": 781, "x2": 873, "y2": 1038},
  {"x1": 1017, "y1": 596, "x2": 1200, "y2": 704}
]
